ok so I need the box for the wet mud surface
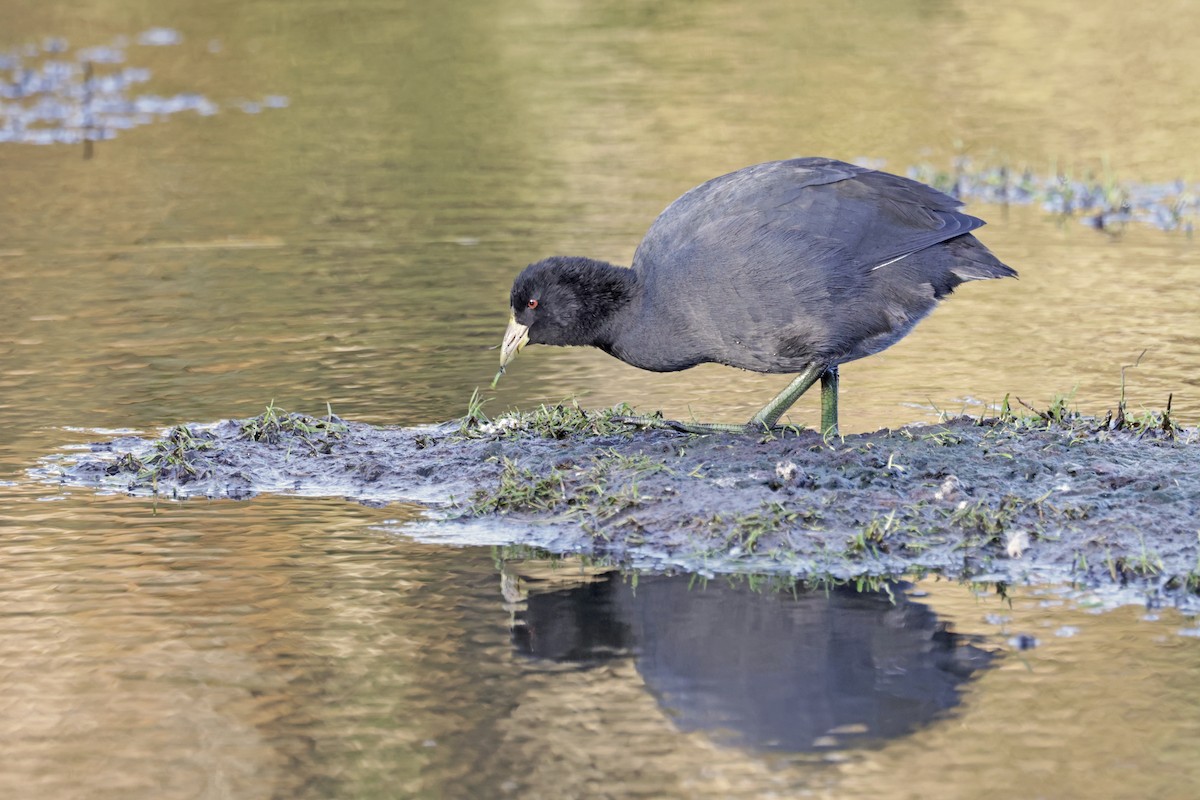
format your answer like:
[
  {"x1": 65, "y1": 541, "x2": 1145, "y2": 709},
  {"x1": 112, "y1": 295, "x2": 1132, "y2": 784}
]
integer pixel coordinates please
[{"x1": 41, "y1": 403, "x2": 1200, "y2": 606}]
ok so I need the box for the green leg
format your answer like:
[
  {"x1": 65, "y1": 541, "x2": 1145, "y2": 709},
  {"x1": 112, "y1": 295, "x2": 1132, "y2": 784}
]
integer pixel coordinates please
[
  {"x1": 747, "y1": 362, "x2": 827, "y2": 429},
  {"x1": 820, "y1": 366, "x2": 839, "y2": 437},
  {"x1": 615, "y1": 361, "x2": 831, "y2": 435}
]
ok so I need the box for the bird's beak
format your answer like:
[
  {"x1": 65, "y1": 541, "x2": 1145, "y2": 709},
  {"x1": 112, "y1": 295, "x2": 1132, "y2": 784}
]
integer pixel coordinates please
[{"x1": 499, "y1": 313, "x2": 530, "y2": 369}]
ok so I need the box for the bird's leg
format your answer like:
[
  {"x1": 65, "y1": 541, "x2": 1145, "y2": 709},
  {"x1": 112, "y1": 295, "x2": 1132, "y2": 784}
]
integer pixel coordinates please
[
  {"x1": 746, "y1": 362, "x2": 827, "y2": 429},
  {"x1": 819, "y1": 365, "x2": 839, "y2": 437},
  {"x1": 615, "y1": 362, "x2": 830, "y2": 434}
]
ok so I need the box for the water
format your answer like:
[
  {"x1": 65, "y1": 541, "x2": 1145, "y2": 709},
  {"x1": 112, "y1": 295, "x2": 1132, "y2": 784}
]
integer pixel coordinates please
[{"x1": 3, "y1": 1, "x2": 1200, "y2": 796}]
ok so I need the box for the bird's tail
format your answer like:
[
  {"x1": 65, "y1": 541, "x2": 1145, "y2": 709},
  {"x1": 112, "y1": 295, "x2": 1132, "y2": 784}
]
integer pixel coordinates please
[{"x1": 944, "y1": 234, "x2": 1018, "y2": 284}]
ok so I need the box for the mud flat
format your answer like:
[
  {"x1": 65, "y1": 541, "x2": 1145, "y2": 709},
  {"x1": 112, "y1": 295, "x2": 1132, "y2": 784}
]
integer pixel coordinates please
[{"x1": 42, "y1": 401, "x2": 1200, "y2": 606}]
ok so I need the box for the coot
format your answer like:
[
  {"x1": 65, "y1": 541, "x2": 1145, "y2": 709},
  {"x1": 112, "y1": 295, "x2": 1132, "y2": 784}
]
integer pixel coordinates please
[{"x1": 496, "y1": 157, "x2": 1015, "y2": 434}]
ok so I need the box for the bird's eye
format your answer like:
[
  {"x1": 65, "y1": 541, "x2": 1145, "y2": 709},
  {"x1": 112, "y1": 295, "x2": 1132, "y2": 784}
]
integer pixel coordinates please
[{"x1": 527, "y1": 298, "x2": 539, "y2": 309}]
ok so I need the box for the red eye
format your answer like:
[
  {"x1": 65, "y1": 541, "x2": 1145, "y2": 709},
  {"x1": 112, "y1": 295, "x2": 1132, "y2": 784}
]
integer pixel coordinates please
[{"x1": 527, "y1": 298, "x2": 538, "y2": 309}]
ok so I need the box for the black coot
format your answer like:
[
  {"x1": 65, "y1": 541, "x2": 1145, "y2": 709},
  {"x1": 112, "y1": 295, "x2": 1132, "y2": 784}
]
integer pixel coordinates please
[{"x1": 497, "y1": 157, "x2": 1016, "y2": 434}]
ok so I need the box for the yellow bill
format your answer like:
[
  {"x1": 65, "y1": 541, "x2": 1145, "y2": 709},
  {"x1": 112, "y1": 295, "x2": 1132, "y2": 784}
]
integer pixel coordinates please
[{"x1": 492, "y1": 313, "x2": 530, "y2": 387}]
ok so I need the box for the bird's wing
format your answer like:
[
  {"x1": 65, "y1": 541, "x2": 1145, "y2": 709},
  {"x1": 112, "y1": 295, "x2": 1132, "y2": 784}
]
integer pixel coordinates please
[
  {"x1": 632, "y1": 158, "x2": 982, "y2": 276},
  {"x1": 809, "y1": 167, "x2": 984, "y2": 270}
]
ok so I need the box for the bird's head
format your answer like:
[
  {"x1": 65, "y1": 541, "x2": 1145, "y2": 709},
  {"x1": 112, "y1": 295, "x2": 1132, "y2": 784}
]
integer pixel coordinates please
[{"x1": 498, "y1": 256, "x2": 631, "y2": 375}]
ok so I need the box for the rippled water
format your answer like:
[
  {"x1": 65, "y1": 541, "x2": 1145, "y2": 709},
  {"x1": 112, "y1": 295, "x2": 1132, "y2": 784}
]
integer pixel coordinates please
[{"x1": 3, "y1": 1, "x2": 1200, "y2": 797}]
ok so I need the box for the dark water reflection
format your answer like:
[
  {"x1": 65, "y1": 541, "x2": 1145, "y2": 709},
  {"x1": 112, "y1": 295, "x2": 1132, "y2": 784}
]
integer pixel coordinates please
[{"x1": 512, "y1": 572, "x2": 995, "y2": 752}]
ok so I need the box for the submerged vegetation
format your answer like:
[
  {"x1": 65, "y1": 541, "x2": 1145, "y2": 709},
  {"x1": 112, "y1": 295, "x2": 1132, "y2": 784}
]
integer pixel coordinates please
[{"x1": 908, "y1": 156, "x2": 1199, "y2": 234}]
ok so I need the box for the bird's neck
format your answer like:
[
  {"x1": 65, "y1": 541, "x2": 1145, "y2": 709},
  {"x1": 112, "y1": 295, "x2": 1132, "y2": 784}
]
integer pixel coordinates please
[{"x1": 573, "y1": 258, "x2": 640, "y2": 351}]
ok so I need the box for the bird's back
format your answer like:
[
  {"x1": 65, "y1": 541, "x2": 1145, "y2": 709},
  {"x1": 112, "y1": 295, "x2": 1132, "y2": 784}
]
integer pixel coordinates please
[{"x1": 618, "y1": 158, "x2": 1014, "y2": 373}]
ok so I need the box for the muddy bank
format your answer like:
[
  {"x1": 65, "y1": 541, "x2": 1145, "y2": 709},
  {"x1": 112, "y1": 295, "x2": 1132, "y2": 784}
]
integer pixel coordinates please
[{"x1": 41, "y1": 403, "x2": 1200, "y2": 604}]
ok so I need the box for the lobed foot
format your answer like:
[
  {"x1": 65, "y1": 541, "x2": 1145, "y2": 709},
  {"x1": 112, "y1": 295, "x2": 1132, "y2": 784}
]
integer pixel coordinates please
[{"x1": 612, "y1": 414, "x2": 794, "y2": 435}]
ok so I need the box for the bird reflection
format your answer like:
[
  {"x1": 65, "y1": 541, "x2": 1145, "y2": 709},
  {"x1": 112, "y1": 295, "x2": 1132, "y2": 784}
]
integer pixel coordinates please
[{"x1": 506, "y1": 569, "x2": 996, "y2": 752}]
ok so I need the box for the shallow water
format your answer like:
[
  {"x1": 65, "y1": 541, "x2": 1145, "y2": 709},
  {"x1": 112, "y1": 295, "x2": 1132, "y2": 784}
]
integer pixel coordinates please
[
  {"x1": 3, "y1": 1, "x2": 1200, "y2": 796},
  {"x1": 5, "y1": 484, "x2": 1200, "y2": 798}
]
